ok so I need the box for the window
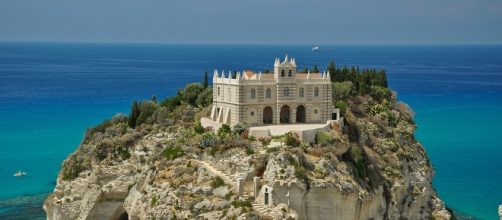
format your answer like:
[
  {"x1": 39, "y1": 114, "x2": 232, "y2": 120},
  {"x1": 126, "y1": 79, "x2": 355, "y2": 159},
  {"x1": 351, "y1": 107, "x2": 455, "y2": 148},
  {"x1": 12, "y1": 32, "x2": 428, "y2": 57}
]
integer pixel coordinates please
[
  {"x1": 251, "y1": 89, "x2": 256, "y2": 99},
  {"x1": 251, "y1": 111, "x2": 254, "y2": 116},
  {"x1": 283, "y1": 87, "x2": 289, "y2": 96},
  {"x1": 218, "y1": 87, "x2": 220, "y2": 96},
  {"x1": 281, "y1": 70, "x2": 285, "y2": 77},
  {"x1": 314, "y1": 109, "x2": 318, "y2": 114},
  {"x1": 266, "y1": 88, "x2": 271, "y2": 98},
  {"x1": 299, "y1": 88, "x2": 304, "y2": 97},
  {"x1": 288, "y1": 69, "x2": 292, "y2": 77},
  {"x1": 314, "y1": 87, "x2": 319, "y2": 97}
]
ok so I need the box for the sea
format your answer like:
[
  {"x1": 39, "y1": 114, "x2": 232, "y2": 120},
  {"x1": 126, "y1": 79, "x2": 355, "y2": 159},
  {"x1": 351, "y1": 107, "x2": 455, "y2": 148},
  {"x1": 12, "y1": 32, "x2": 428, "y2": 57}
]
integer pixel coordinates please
[{"x1": 0, "y1": 42, "x2": 501, "y2": 220}]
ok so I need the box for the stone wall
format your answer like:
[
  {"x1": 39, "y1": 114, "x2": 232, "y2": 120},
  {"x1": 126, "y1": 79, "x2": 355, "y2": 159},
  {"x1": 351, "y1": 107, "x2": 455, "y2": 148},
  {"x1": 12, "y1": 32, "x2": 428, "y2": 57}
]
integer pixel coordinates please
[{"x1": 255, "y1": 182, "x2": 386, "y2": 220}]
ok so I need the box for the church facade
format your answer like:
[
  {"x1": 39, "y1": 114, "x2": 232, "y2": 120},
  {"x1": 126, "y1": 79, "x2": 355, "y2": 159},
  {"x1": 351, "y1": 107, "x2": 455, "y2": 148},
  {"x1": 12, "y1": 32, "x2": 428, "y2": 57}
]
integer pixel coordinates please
[{"x1": 209, "y1": 55, "x2": 334, "y2": 126}]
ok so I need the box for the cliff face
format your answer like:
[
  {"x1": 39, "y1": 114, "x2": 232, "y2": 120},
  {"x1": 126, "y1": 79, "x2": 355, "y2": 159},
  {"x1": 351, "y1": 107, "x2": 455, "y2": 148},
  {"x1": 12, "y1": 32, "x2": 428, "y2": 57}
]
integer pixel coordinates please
[{"x1": 44, "y1": 94, "x2": 451, "y2": 220}]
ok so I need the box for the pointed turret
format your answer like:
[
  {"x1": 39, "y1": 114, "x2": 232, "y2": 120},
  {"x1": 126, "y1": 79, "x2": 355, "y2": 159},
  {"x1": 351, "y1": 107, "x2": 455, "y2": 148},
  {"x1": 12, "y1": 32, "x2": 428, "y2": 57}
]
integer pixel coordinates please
[
  {"x1": 283, "y1": 54, "x2": 289, "y2": 63},
  {"x1": 326, "y1": 71, "x2": 331, "y2": 81},
  {"x1": 322, "y1": 71, "x2": 326, "y2": 79},
  {"x1": 221, "y1": 70, "x2": 225, "y2": 78},
  {"x1": 213, "y1": 70, "x2": 218, "y2": 79},
  {"x1": 274, "y1": 58, "x2": 280, "y2": 67},
  {"x1": 228, "y1": 71, "x2": 232, "y2": 80},
  {"x1": 258, "y1": 71, "x2": 262, "y2": 80},
  {"x1": 307, "y1": 70, "x2": 311, "y2": 79}
]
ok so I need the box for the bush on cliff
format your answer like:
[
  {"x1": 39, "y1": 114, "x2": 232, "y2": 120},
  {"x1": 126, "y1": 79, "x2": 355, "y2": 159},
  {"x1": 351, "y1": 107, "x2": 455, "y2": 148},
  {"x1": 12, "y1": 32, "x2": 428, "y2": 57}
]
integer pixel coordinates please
[
  {"x1": 163, "y1": 146, "x2": 185, "y2": 161},
  {"x1": 315, "y1": 131, "x2": 333, "y2": 146},
  {"x1": 61, "y1": 154, "x2": 91, "y2": 181},
  {"x1": 217, "y1": 124, "x2": 232, "y2": 137},
  {"x1": 179, "y1": 83, "x2": 205, "y2": 106},
  {"x1": 332, "y1": 81, "x2": 355, "y2": 101},
  {"x1": 160, "y1": 95, "x2": 182, "y2": 112},
  {"x1": 210, "y1": 176, "x2": 225, "y2": 188},
  {"x1": 284, "y1": 132, "x2": 300, "y2": 147},
  {"x1": 93, "y1": 139, "x2": 131, "y2": 162}
]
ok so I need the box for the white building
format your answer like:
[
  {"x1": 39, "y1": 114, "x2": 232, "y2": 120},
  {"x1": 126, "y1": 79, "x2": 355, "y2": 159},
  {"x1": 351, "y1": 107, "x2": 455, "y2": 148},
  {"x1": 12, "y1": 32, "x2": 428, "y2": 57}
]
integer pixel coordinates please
[{"x1": 209, "y1": 55, "x2": 336, "y2": 126}]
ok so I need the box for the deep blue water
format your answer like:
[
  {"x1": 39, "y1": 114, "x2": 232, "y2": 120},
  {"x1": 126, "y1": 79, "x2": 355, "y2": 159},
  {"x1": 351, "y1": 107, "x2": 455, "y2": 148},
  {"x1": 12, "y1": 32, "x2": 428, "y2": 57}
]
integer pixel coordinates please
[{"x1": 0, "y1": 42, "x2": 501, "y2": 219}]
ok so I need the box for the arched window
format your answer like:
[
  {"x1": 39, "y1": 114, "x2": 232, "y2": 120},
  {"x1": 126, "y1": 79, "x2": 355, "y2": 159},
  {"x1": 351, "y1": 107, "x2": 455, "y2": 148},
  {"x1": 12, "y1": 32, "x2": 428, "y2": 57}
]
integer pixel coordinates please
[
  {"x1": 288, "y1": 69, "x2": 292, "y2": 77},
  {"x1": 314, "y1": 87, "x2": 319, "y2": 97},
  {"x1": 281, "y1": 69, "x2": 285, "y2": 77},
  {"x1": 299, "y1": 88, "x2": 304, "y2": 97},
  {"x1": 283, "y1": 87, "x2": 289, "y2": 96},
  {"x1": 266, "y1": 88, "x2": 271, "y2": 98},
  {"x1": 218, "y1": 87, "x2": 220, "y2": 96},
  {"x1": 251, "y1": 89, "x2": 256, "y2": 99}
]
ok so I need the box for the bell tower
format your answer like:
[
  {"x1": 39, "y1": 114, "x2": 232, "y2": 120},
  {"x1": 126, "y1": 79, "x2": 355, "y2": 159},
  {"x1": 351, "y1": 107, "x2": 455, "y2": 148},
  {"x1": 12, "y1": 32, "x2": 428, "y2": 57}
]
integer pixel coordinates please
[{"x1": 274, "y1": 55, "x2": 297, "y2": 81}]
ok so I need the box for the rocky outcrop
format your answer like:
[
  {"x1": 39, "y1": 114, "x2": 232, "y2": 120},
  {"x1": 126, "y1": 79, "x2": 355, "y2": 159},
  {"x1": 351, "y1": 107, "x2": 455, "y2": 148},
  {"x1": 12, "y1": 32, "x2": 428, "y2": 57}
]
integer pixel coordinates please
[{"x1": 44, "y1": 94, "x2": 451, "y2": 220}]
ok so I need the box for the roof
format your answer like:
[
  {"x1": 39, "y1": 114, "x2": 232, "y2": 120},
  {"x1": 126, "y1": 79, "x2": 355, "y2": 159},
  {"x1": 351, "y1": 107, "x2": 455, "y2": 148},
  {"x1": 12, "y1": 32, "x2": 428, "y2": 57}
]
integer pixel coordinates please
[{"x1": 296, "y1": 73, "x2": 323, "y2": 79}]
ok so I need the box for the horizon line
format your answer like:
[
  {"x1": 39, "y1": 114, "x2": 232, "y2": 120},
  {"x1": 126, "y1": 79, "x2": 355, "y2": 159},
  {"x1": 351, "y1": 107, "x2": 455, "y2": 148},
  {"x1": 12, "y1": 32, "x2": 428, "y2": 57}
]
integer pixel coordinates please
[{"x1": 1, "y1": 40, "x2": 502, "y2": 46}]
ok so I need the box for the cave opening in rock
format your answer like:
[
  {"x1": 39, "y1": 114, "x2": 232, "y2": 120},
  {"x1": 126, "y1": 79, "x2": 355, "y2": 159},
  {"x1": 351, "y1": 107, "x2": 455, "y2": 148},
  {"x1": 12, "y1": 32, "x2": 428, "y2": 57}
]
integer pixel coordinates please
[{"x1": 117, "y1": 212, "x2": 129, "y2": 220}]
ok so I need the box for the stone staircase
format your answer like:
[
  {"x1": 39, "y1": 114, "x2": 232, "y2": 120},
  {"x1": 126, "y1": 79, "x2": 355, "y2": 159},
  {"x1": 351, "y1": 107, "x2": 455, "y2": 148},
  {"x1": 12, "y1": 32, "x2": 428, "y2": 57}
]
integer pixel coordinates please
[
  {"x1": 194, "y1": 159, "x2": 286, "y2": 219},
  {"x1": 252, "y1": 202, "x2": 282, "y2": 220}
]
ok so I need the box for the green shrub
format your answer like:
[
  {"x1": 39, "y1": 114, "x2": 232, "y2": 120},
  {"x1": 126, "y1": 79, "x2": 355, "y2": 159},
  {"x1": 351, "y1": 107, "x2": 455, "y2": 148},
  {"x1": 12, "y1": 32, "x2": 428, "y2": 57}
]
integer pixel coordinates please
[
  {"x1": 315, "y1": 131, "x2": 333, "y2": 146},
  {"x1": 199, "y1": 132, "x2": 218, "y2": 148},
  {"x1": 332, "y1": 81, "x2": 354, "y2": 101},
  {"x1": 284, "y1": 132, "x2": 300, "y2": 147},
  {"x1": 247, "y1": 135, "x2": 256, "y2": 141},
  {"x1": 61, "y1": 154, "x2": 90, "y2": 181},
  {"x1": 231, "y1": 199, "x2": 252, "y2": 208},
  {"x1": 163, "y1": 146, "x2": 185, "y2": 161},
  {"x1": 217, "y1": 124, "x2": 232, "y2": 137},
  {"x1": 160, "y1": 95, "x2": 182, "y2": 112},
  {"x1": 335, "y1": 100, "x2": 348, "y2": 116},
  {"x1": 180, "y1": 83, "x2": 205, "y2": 106},
  {"x1": 151, "y1": 107, "x2": 170, "y2": 126},
  {"x1": 211, "y1": 176, "x2": 225, "y2": 188},
  {"x1": 194, "y1": 121, "x2": 205, "y2": 134},
  {"x1": 245, "y1": 147, "x2": 255, "y2": 155},
  {"x1": 136, "y1": 101, "x2": 159, "y2": 125},
  {"x1": 196, "y1": 87, "x2": 213, "y2": 107},
  {"x1": 258, "y1": 137, "x2": 271, "y2": 146},
  {"x1": 150, "y1": 195, "x2": 158, "y2": 207},
  {"x1": 369, "y1": 86, "x2": 392, "y2": 102},
  {"x1": 232, "y1": 122, "x2": 249, "y2": 135}
]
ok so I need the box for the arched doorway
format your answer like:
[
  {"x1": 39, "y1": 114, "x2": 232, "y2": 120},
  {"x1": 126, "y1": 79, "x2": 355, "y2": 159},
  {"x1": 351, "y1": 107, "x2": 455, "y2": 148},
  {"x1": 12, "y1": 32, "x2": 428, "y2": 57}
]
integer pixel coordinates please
[
  {"x1": 296, "y1": 105, "x2": 306, "y2": 123},
  {"x1": 280, "y1": 105, "x2": 290, "y2": 123},
  {"x1": 263, "y1": 106, "x2": 273, "y2": 124}
]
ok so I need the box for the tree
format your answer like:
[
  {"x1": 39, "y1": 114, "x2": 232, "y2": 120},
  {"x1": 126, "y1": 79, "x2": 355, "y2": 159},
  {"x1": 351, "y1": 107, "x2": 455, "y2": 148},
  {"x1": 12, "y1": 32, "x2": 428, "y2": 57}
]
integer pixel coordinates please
[
  {"x1": 128, "y1": 101, "x2": 140, "y2": 128},
  {"x1": 312, "y1": 65, "x2": 320, "y2": 73},
  {"x1": 181, "y1": 83, "x2": 205, "y2": 106},
  {"x1": 327, "y1": 61, "x2": 336, "y2": 81},
  {"x1": 136, "y1": 101, "x2": 159, "y2": 125},
  {"x1": 151, "y1": 95, "x2": 157, "y2": 104},
  {"x1": 332, "y1": 81, "x2": 354, "y2": 101},
  {"x1": 160, "y1": 95, "x2": 181, "y2": 112},
  {"x1": 196, "y1": 88, "x2": 213, "y2": 107},
  {"x1": 203, "y1": 71, "x2": 209, "y2": 88}
]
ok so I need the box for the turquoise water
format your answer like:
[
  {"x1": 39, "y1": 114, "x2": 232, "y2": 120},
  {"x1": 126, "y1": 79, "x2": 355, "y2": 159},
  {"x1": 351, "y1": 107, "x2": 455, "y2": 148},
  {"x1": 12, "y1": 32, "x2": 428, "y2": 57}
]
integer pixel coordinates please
[{"x1": 0, "y1": 43, "x2": 501, "y2": 219}]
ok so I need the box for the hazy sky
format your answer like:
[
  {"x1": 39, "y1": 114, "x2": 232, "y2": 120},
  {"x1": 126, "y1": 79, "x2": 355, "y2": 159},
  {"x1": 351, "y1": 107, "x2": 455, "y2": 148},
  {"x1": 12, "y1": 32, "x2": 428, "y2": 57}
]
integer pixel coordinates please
[{"x1": 1, "y1": 0, "x2": 501, "y2": 44}]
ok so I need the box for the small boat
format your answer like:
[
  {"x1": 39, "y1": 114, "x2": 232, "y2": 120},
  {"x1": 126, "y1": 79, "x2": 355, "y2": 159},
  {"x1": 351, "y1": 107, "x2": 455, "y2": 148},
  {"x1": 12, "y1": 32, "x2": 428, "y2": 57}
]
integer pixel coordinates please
[
  {"x1": 13, "y1": 170, "x2": 27, "y2": 177},
  {"x1": 312, "y1": 46, "x2": 320, "y2": 52}
]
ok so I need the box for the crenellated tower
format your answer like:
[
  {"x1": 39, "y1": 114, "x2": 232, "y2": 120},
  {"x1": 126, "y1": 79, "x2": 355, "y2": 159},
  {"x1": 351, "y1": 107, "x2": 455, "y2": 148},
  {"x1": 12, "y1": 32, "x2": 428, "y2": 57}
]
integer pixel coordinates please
[{"x1": 274, "y1": 55, "x2": 297, "y2": 81}]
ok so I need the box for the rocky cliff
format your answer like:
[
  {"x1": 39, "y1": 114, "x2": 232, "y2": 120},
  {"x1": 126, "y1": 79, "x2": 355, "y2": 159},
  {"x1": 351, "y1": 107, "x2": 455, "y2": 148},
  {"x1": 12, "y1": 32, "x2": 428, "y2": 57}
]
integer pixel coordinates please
[{"x1": 44, "y1": 93, "x2": 451, "y2": 220}]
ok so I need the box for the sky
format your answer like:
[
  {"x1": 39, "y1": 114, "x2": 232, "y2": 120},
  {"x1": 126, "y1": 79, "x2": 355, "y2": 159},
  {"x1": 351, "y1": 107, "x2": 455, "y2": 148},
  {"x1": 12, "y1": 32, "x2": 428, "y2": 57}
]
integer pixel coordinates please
[{"x1": 0, "y1": 0, "x2": 501, "y2": 44}]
